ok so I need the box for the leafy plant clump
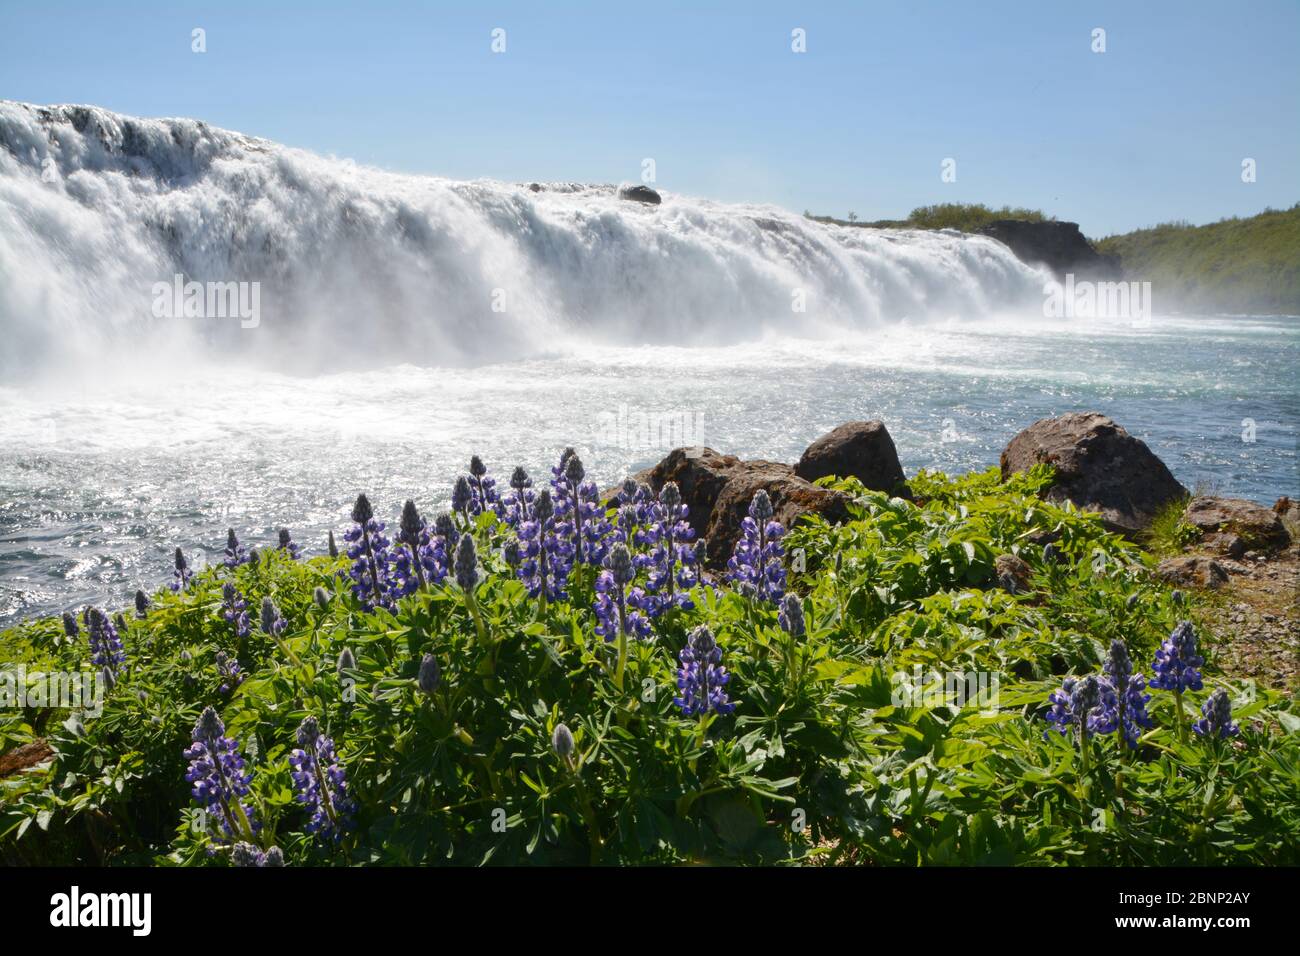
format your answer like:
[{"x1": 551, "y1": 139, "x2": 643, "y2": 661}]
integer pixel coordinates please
[{"x1": 1, "y1": 459, "x2": 1297, "y2": 866}]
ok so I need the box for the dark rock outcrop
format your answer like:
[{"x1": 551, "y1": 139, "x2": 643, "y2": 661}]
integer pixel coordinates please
[
  {"x1": 618, "y1": 184, "x2": 662, "y2": 205},
  {"x1": 0, "y1": 739, "x2": 52, "y2": 778},
  {"x1": 995, "y1": 554, "x2": 1032, "y2": 593},
  {"x1": 1183, "y1": 496, "x2": 1290, "y2": 552},
  {"x1": 1000, "y1": 412, "x2": 1187, "y2": 536},
  {"x1": 632, "y1": 447, "x2": 849, "y2": 568},
  {"x1": 795, "y1": 420, "x2": 906, "y2": 492},
  {"x1": 1156, "y1": 555, "x2": 1229, "y2": 589},
  {"x1": 977, "y1": 219, "x2": 1120, "y2": 280}
]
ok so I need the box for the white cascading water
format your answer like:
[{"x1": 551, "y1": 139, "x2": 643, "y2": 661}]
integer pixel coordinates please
[{"x1": 0, "y1": 101, "x2": 1049, "y2": 378}]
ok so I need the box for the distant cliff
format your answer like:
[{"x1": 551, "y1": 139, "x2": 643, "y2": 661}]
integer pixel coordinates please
[{"x1": 810, "y1": 202, "x2": 1300, "y2": 314}]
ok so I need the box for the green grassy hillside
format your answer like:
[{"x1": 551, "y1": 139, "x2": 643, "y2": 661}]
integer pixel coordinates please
[{"x1": 1096, "y1": 204, "x2": 1300, "y2": 315}]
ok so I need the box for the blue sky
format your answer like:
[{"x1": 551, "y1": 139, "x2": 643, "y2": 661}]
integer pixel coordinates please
[{"x1": 2, "y1": 0, "x2": 1296, "y2": 235}]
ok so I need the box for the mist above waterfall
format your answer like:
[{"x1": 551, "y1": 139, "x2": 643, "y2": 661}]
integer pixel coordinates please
[{"x1": 0, "y1": 101, "x2": 1050, "y2": 380}]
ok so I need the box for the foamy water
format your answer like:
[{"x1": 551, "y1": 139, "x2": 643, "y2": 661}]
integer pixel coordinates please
[{"x1": 0, "y1": 103, "x2": 1296, "y2": 623}]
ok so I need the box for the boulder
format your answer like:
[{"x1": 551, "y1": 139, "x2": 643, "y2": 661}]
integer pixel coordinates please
[
  {"x1": 0, "y1": 739, "x2": 52, "y2": 778},
  {"x1": 995, "y1": 554, "x2": 1032, "y2": 593},
  {"x1": 1000, "y1": 412, "x2": 1186, "y2": 535},
  {"x1": 794, "y1": 420, "x2": 906, "y2": 492},
  {"x1": 618, "y1": 184, "x2": 661, "y2": 205},
  {"x1": 1272, "y1": 496, "x2": 1294, "y2": 517},
  {"x1": 633, "y1": 447, "x2": 849, "y2": 568},
  {"x1": 1203, "y1": 532, "x2": 1247, "y2": 560},
  {"x1": 1156, "y1": 555, "x2": 1229, "y2": 589},
  {"x1": 1183, "y1": 496, "x2": 1290, "y2": 552}
]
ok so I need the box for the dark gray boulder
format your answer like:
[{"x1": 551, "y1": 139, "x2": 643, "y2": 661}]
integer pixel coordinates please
[
  {"x1": 1000, "y1": 412, "x2": 1186, "y2": 536},
  {"x1": 618, "y1": 184, "x2": 661, "y2": 205},
  {"x1": 795, "y1": 420, "x2": 906, "y2": 492}
]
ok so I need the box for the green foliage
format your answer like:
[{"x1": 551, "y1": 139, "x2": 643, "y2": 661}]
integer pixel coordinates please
[
  {"x1": 2, "y1": 470, "x2": 1297, "y2": 866},
  {"x1": 808, "y1": 203, "x2": 1053, "y2": 232},
  {"x1": 1096, "y1": 202, "x2": 1300, "y2": 314},
  {"x1": 1143, "y1": 497, "x2": 1198, "y2": 557}
]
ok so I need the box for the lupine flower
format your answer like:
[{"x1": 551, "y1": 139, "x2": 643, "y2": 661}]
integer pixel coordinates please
[
  {"x1": 467, "y1": 456, "x2": 499, "y2": 516},
  {"x1": 726, "y1": 490, "x2": 786, "y2": 602},
  {"x1": 135, "y1": 589, "x2": 148, "y2": 618},
  {"x1": 220, "y1": 583, "x2": 251, "y2": 640},
  {"x1": 552, "y1": 723, "x2": 574, "y2": 759},
  {"x1": 1044, "y1": 675, "x2": 1107, "y2": 741},
  {"x1": 184, "y1": 707, "x2": 256, "y2": 844},
  {"x1": 277, "y1": 528, "x2": 302, "y2": 560},
  {"x1": 1171, "y1": 590, "x2": 1184, "y2": 606},
  {"x1": 454, "y1": 534, "x2": 479, "y2": 591},
  {"x1": 231, "y1": 843, "x2": 283, "y2": 867},
  {"x1": 451, "y1": 476, "x2": 473, "y2": 520},
  {"x1": 223, "y1": 529, "x2": 247, "y2": 568},
  {"x1": 216, "y1": 650, "x2": 244, "y2": 695},
  {"x1": 114, "y1": 612, "x2": 129, "y2": 635},
  {"x1": 503, "y1": 539, "x2": 521, "y2": 569},
  {"x1": 618, "y1": 478, "x2": 655, "y2": 523},
  {"x1": 593, "y1": 543, "x2": 652, "y2": 644},
  {"x1": 344, "y1": 494, "x2": 394, "y2": 612},
  {"x1": 1150, "y1": 621, "x2": 1205, "y2": 694},
  {"x1": 1193, "y1": 688, "x2": 1240, "y2": 739},
  {"x1": 171, "y1": 547, "x2": 192, "y2": 592},
  {"x1": 778, "y1": 593, "x2": 806, "y2": 638},
  {"x1": 674, "y1": 626, "x2": 735, "y2": 718},
  {"x1": 288, "y1": 716, "x2": 355, "y2": 841},
  {"x1": 516, "y1": 488, "x2": 573, "y2": 603},
  {"x1": 260, "y1": 597, "x2": 286, "y2": 636},
  {"x1": 328, "y1": 530, "x2": 339, "y2": 559},
  {"x1": 86, "y1": 608, "x2": 125, "y2": 675},
  {"x1": 62, "y1": 611, "x2": 79, "y2": 638},
  {"x1": 337, "y1": 646, "x2": 356, "y2": 673},
  {"x1": 417, "y1": 653, "x2": 440, "y2": 694},
  {"x1": 314, "y1": 586, "x2": 331, "y2": 608},
  {"x1": 434, "y1": 512, "x2": 459, "y2": 559},
  {"x1": 390, "y1": 500, "x2": 447, "y2": 597},
  {"x1": 552, "y1": 453, "x2": 611, "y2": 566},
  {"x1": 635, "y1": 482, "x2": 697, "y2": 615},
  {"x1": 1094, "y1": 640, "x2": 1154, "y2": 749},
  {"x1": 247, "y1": 547, "x2": 261, "y2": 564},
  {"x1": 500, "y1": 466, "x2": 535, "y2": 528}
]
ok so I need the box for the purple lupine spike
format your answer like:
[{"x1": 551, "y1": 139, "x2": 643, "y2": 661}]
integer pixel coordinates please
[
  {"x1": 277, "y1": 528, "x2": 302, "y2": 560},
  {"x1": 220, "y1": 583, "x2": 251, "y2": 640},
  {"x1": 1193, "y1": 688, "x2": 1240, "y2": 739},
  {"x1": 171, "y1": 547, "x2": 193, "y2": 592},
  {"x1": 288, "y1": 716, "x2": 355, "y2": 841},
  {"x1": 466, "y1": 456, "x2": 499, "y2": 517},
  {"x1": 344, "y1": 494, "x2": 394, "y2": 612},
  {"x1": 1150, "y1": 621, "x2": 1205, "y2": 693},
  {"x1": 516, "y1": 488, "x2": 573, "y2": 603},
  {"x1": 674, "y1": 625, "x2": 735, "y2": 718},
  {"x1": 86, "y1": 607, "x2": 125, "y2": 676},
  {"x1": 634, "y1": 481, "x2": 697, "y2": 616},
  {"x1": 184, "y1": 706, "x2": 257, "y2": 845},
  {"x1": 593, "y1": 543, "x2": 652, "y2": 644},
  {"x1": 216, "y1": 650, "x2": 244, "y2": 695},
  {"x1": 224, "y1": 529, "x2": 248, "y2": 568},
  {"x1": 726, "y1": 490, "x2": 786, "y2": 603},
  {"x1": 259, "y1": 596, "x2": 286, "y2": 636}
]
